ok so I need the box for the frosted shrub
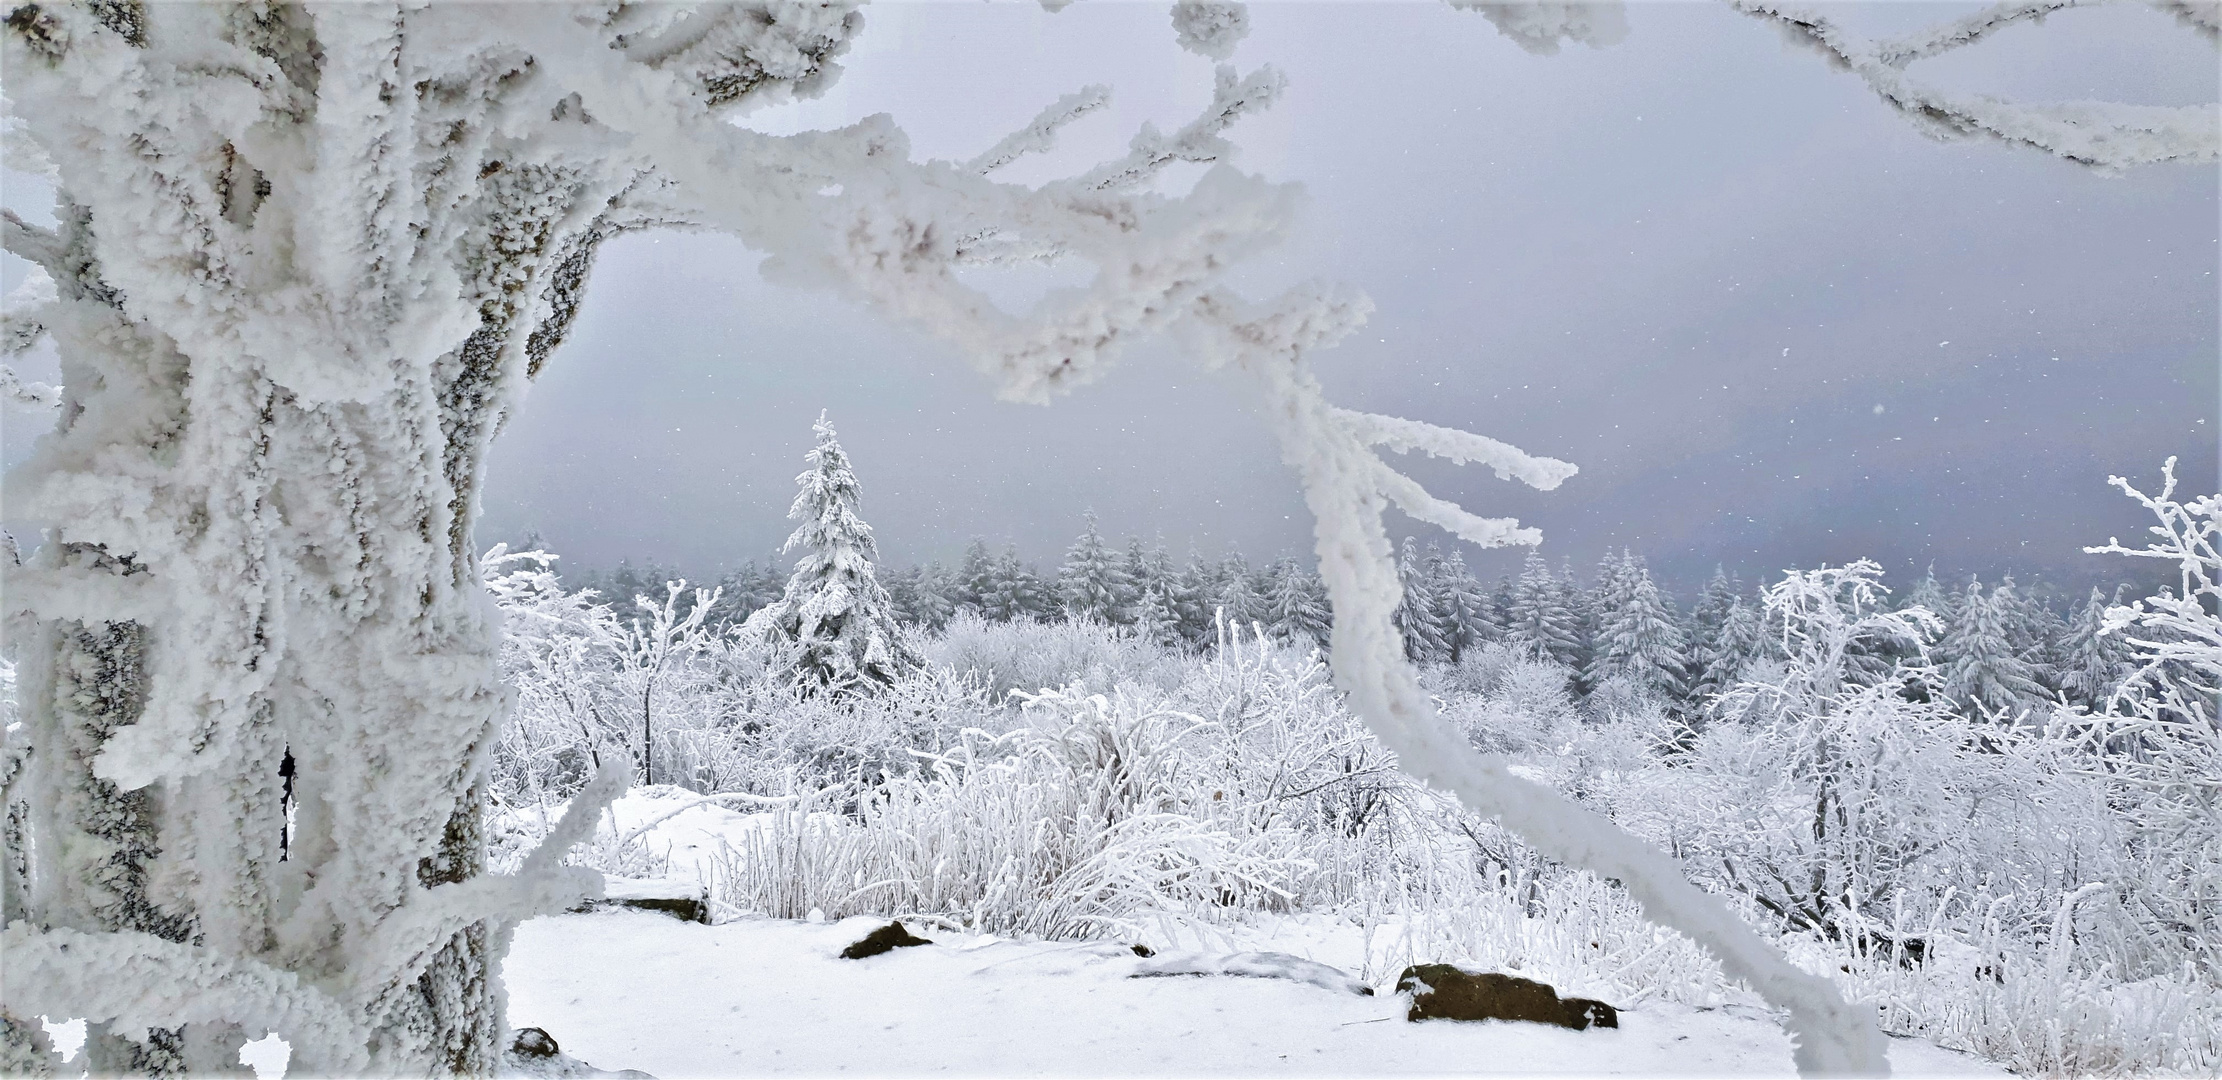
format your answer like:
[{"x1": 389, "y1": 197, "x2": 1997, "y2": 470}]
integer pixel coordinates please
[
  {"x1": 714, "y1": 691, "x2": 1310, "y2": 939},
  {"x1": 924, "y1": 611, "x2": 1180, "y2": 702}
]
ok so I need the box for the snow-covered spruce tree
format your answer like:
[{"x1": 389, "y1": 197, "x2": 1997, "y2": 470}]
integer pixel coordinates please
[
  {"x1": 1504, "y1": 551, "x2": 1582, "y2": 666},
  {"x1": 1695, "y1": 594, "x2": 1765, "y2": 702},
  {"x1": 4, "y1": 2, "x2": 2204, "y2": 1075},
  {"x1": 1435, "y1": 547, "x2": 1493, "y2": 661},
  {"x1": 2059, "y1": 585, "x2": 2134, "y2": 711},
  {"x1": 1586, "y1": 558, "x2": 1688, "y2": 699},
  {"x1": 1057, "y1": 513, "x2": 1130, "y2": 624},
  {"x1": 1392, "y1": 535, "x2": 1450, "y2": 662},
  {"x1": 1214, "y1": 546, "x2": 1270, "y2": 631},
  {"x1": 1266, "y1": 555, "x2": 1331, "y2": 649},
  {"x1": 751, "y1": 413, "x2": 918, "y2": 692},
  {"x1": 1940, "y1": 578, "x2": 2049, "y2": 720},
  {"x1": 952, "y1": 538, "x2": 997, "y2": 617}
]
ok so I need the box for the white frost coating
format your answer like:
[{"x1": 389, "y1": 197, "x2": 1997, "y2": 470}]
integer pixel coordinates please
[
  {"x1": 964, "y1": 85, "x2": 1114, "y2": 175},
  {"x1": 1170, "y1": 1, "x2": 1252, "y2": 60},
  {"x1": 0, "y1": 924, "x2": 368, "y2": 1076},
  {"x1": 0, "y1": 367, "x2": 61, "y2": 409},
  {"x1": 1172, "y1": 286, "x2": 1888, "y2": 1076},
  {"x1": 1335, "y1": 408, "x2": 1578, "y2": 491},
  {"x1": 1732, "y1": 0, "x2": 2219, "y2": 170},
  {"x1": 2, "y1": 265, "x2": 56, "y2": 359},
  {"x1": 1447, "y1": 1, "x2": 1632, "y2": 54}
]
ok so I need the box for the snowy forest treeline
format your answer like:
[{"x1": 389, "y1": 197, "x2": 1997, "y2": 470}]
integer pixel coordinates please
[
  {"x1": 556, "y1": 519, "x2": 2136, "y2": 727},
  {"x1": 475, "y1": 421, "x2": 2219, "y2": 1075}
]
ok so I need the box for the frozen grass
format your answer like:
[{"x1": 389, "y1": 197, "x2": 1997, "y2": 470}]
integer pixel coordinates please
[{"x1": 491, "y1": 594, "x2": 2221, "y2": 1076}]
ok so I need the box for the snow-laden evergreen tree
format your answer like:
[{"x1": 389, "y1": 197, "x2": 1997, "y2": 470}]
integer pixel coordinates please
[
  {"x1": 883, "y1": 563, "x2": 956, "y2": 631},
  {"x1": 1695, "y1": 594, "x2": 1766, "y2": 701},
  {"x1": 1266, "y1": 556, "x2": 1332, "y2": 649},
  {"x1": 1392, "y1": 536, "x2": 1452, "y2": 662},
  {"x1": 1216, "y1": 546, "x2": 1270, "y2": 630},
  {"x1": 1058, "y1": 513, "x2": 1130, "y2": 624},
  {"x1": 1120, "y1": 536, "x2": 1158, "y2": 612},
  {"x1": 1587, "y1": 557, "x2": 1688, "y2": 697},
  {"x1": 1902, "y1": 563, "x2": 1957, "y2": 624},
  {"x1": 2060, "y1": 586, "x2": 2136, "y2": 711},
  {"x1": 1172, "y1": 548, "x2": 1218, "y2": 648},
  {"x1": 706, "y1": 558, "x2": 787, "y2": 628},
  {"x1": 1560, "y1": 556, "x2": 1598, "y2": 676},
  {"x1": 1436, "y1": 548, "x2": 1493, "y2": 660},
  {"x1": 1505, "y1": 552, "x2": 1582, "y2": 665},
  {"x1": 1686, "y1": 565, "x2": 1737, "y2": 655},
  {"x1": 977, "y1": 547, "x2": 1047, "y2": 622},
  {"x1": 1995, "y1": 574, "x2": 2067, "y2": 694},
  {"x1": 1939, "y1": 579, "x2": 2050, "y2": 719},
  {"x1": 1132, "y1": 577, "x2": 1187, "y2": 650},
  {"x1": 750, "y1": 414, "x2": 921, "y2": 692},
  {"x1": 953, "y1": 539, "x2": 998, "y2": 616},
  {"x1": 4, "y1": 2, "x2": 2188, "y2": 1070}
]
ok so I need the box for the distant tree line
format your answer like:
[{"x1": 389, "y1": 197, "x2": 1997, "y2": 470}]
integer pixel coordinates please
[{"x1": 569, "y1": 524, "x2": 2136, "y2": 722}]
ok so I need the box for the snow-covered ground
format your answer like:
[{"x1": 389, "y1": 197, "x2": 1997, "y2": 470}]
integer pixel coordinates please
[{"x1": 507, "y1": 910, "x2": 2004, "y2": 1078}]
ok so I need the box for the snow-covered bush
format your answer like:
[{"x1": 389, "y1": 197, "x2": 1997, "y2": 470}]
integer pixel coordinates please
[{"x1": 923, "y1": 611, "x2": 1181, "y2": 702}]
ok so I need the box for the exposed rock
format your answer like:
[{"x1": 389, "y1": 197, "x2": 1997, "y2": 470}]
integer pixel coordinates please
[
  {"x1": 841, "y1": 921, "x2": 933, "y2": 959},
  {"x1": 512, "y1": 1028, "x2": 560, "y2": 1058},
  {"x1": 570, "y1": 877, "x2": 711, "y2": 925},
  {"x1": 1131, "y1": 950, "x2": 1373, "y2": 996},
  {"x1": 497, "y1": 1028, "x2": 656, "y2": 1079},
  {"x1": 1129, "y1": 943, "x2": 1155, "y2": 957},
  {"x1": 1394, "y1": 965, "x2": 1618, "y2": 1030}
]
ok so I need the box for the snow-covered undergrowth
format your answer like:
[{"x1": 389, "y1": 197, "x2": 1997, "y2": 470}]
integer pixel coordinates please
[
  {"x1": 483, "y1": 469, "x2": 2222, "y2": 1076},
  {"x1": 487, "y1": 606, "x2": 2216, "y2": 1075}
]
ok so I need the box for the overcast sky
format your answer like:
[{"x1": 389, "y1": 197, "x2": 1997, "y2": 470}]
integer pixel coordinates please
[{"x1": 7, "y1": 2, "x2": 2215, "y2": 600}]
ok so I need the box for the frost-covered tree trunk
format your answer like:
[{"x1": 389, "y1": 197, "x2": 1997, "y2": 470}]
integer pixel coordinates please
[{"x1": 0, "y1": 4, "x2": 850, "y2": 1072}]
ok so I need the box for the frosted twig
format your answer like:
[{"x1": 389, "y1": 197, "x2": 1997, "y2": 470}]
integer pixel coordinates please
[
  {"x1": 966, "y1": 85, "x2": 1114, "y2": 175},
  {"x1": 1732, "y1": 0, "x2": 2219, "y2": 170}
]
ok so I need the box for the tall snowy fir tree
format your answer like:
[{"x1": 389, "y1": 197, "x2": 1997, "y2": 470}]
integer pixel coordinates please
[
  {"x1": 1505, "y1": 552, "x2": 1582, "y2": 667},
  {"x1": 1694, "y1": 594, "x2": 1766, "y2": 701},
  {"x1": 1940, "y1": 579, "x2": 2050, "y2": 719},
  {"x1": 2, "y1": 2, "x2": 2189, "y2": 1072},
  {"x1": 1392, "y1": 536, "x2": 1451, "y2": 662},
  {"x1": 1266, "y1": 556, "x2": 1332, "y2": 648},
  {"x1": 2059, "y1": 586, "x2": 2135, "y2": 712},
  {"x1": 1587, "y1": 556, "x2": 1688, "y2": 698},
  {"x1": 1436, "y1": 548, "x2": 1493, "y2": 661},
  {"x1": 1058, "y1": 513, "x2": 1130, "y2": 624},
  {"x1": 751, "y1": 414, "x2": 920, "y2": 692},
  {"x1": 1213, "y1": 547, "x2": 1269, "y2": 634},
  {"x1": 1903, "y1": 564, "x2": 1957, "y2": 624},
  {"x1": 1172, "y1": 549, "x2": 1217, "y2": 648},
  {"x1": 953, "y1": 539, "x2": 997, "y2": 616}
]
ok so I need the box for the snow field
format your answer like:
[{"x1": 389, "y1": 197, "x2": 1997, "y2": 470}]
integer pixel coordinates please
[{"x1": 505, "y1": 910, "x2": 2004, "y2": 1078}]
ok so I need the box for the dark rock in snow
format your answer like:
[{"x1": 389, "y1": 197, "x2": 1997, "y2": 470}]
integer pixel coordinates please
[
  {"x1": 1130, "y1": 943, "x2": 1155, "y2": 957},
  {"x1": 497, "y1": 1028, "x2": 656, "y2": 1079},
  {"x1": 841, "y1": 921, "x2": 933, "y2": 959},
  {"x1": 1131, "y1": 951, "x2": 1373, "y2": 996},
  {"x1": 512, "y1": 1028, "x2": 560, "y2": 1058},
  {"x1": 1395, "y1": 965, "x2": 1618, "y2": 1030},
  {"x1": 1560, "y1": 997, "x2": 1620, "y2": 1030},
  {"x1": 570, "y1": 877, "x2": 711, "y2": 925}
]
